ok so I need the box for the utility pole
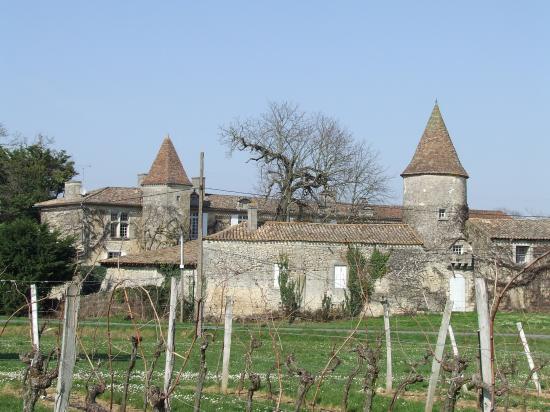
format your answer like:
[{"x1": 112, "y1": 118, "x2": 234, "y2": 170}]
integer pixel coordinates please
[
  {"x1": 179, "y1": 231, "x2": 185, "y2": 322},
  {"x1": 194, "y1": 152, "x2": 204, "y2": 337}
]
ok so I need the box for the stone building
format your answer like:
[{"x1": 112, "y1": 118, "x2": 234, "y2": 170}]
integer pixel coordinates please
[
  {"x1": 36, "y1": 136, "x2": 440, "y2": 265},
  {"x1": 197, "y1": 103, "x2": 550, "y2": 316},
  {"x1": 39, "y1": 103, "x2": 550, "y2": 315}
]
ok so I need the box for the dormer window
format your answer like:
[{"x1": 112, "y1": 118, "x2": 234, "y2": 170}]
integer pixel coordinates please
[
  {"x1": 438, "y1": 208, "x2": 448, "y2": 220},
  {"x1": 110, "y1": 212, "x2": 129, "y2": 239}
]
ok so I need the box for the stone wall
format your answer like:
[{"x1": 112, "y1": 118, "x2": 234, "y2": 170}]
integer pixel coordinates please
[
  {"x1": 101, "y1": 265, "x2": 197, "y2": 299},
  {"x1": 203, "y1": 239, "x2": 468, "y2": 317},
  {"x1": 41, "y1": 205, "x2": 142, "y2": 265}
]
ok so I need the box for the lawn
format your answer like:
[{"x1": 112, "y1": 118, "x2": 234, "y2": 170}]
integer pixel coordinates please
[{"x1": 1, "y1": 311, "x2": 549, "y2": 411}]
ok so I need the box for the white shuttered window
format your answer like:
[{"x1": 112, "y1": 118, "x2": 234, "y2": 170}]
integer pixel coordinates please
[
  {"x1": 334, "y1": 266, "x2": 347, "y2": 289},
  {"x1": 273, "y1": 264, "x2": 280, "y2": 289}
]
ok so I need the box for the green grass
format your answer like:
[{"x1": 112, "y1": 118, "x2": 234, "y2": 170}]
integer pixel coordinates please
[{"x1": 1, "y1": 312, "x2": 549, "y2": 410}]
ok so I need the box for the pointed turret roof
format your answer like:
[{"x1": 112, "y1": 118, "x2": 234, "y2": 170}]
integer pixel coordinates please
[
  {"x1": 401, "y1": 103, "x2": 468, "y2": 178},
  {"x1": 141, "y1": 136, "x2": 192, "y2": 186}
]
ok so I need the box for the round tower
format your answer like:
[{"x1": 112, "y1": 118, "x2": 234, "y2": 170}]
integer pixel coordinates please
[
  {"x1": 140, "y1": 135, "x2": 193, "y2": 248},
  {"x1": 401, "y1": 104, "x2": 469, "y2": 250}
]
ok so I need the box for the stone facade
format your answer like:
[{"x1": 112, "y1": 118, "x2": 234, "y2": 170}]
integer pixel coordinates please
[
  {"x1": 40, "y1": 204, "x2": 142, "y2": 264},
  {"x1": 402, "y1": 174, "x2": 468, "y2": 250},
  {"x1": 202, "y1": 238, "x2": 474, "y2": 317}
]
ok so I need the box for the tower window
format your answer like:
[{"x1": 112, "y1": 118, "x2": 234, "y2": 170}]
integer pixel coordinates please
[
  {"x1": 190, "y1": 211, "x2": 199, "y2": 239},
  {"x1": 452, "y1": 245, "x2": 463, "y2": 255},
  {"x1": 438, "y1": 208, "x2": 448, "y2": 220}
]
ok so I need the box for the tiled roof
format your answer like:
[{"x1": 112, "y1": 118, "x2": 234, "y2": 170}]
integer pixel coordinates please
[
  {"x1": 100, "y1": 240, "x2": 198, "y2": 267},
  {"x1": 141, "y1": 137, "x2": 192, "y2": 186},
  {"x1": 205, "y1": 194, "x2": 278, "y2": 213},
  {"x1": 468, "y1": 209, "x2": 511, "y2": 219},
  {"x1": 35, "y1": 187, "x2": 142, "y2": 208},
  {"x1": 468, "y1": 218, "x2": 550, "y2": 240},
  {"x1": 206, "y1": 221, "x2": 423, "y2": 245},
  {"x1": 402, "y1": 103, "x2": 469, "y2": 178}
]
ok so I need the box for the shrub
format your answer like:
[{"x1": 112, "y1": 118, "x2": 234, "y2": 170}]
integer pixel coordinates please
[
  {"x1": 344, "y1": 246, "x2": 390, "y2": 317},
  {"x1": 320, "y1": 292, "x2": 332, "y2": 322},
  {"x1": 277, "y1": 253, "x2": 303, "y2": 323}
]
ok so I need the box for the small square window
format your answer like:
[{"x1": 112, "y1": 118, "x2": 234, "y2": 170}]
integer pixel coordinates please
[
  {"x1": 515, "y1": 246, "x2": 529, "y2": 264},
  {"x1": 111, "y1": 212, "x2": 119, "y2": 221},
  {"x1": 108, "y1": 251, "x2": 121, "y2": 259},
  {"x1": 334, "y1": 265, "x2": 347, "y2": 289},
  {"x1": 120, "y1": 212, "x2": 128, "y2": 222},
  {"x1": 452, "y1": 245, "x2": 463, "y2": 255},
  {"x1": 438, "y1": 209, "x2": 447, "y2": 220}
]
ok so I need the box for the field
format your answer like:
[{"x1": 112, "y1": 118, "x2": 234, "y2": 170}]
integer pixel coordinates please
[{"x1": 1, "y1": 312, "x2": 550, "y2": 411}]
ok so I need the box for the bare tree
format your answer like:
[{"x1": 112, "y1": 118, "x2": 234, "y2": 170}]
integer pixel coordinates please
[{"x1": 220, "y1": 101, "x2": 389, "y2": 221}]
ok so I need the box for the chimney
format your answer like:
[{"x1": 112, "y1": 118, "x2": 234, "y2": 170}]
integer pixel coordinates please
[
  {"x1": 192, "y1": 176, "x2": 205, "y2": 190},
  {"x1": 64, "y1": 181, "x2": 82, "y2": 200},
  {"x1": 247, "y1": 206, "x2": 258, "y2": 231},
  {"x1": 137, "y1": 173, "x2": 148, "y2": 186}
]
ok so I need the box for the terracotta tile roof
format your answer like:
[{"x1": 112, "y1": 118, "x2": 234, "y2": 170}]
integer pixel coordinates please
[
  {"x1": 100, "y1": 240, "x2": 198, "y2": 267},
  {"x1": 205, "y1": 194, "x2": 278, "y2": 213},
  {"x1": 35, "y1": 187, "x2": 143, "y2": 208},
  {"x1": 206, "y1": 221, "x2": 423, "y2": 245},
  {"x1": 401, "y1": 103, "x2": 468, "y2": 178},
  {"x1": 468, "y1": 209, "x2": 511, "y2": 219},
  {"x1": 141, "y1": 137, "x2": 192, "y2": 186},
  {"x1": 468, "y1": 218, "x2": 550, "y2": 240}
]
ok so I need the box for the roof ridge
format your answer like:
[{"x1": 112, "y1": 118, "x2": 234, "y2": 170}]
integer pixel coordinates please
[
  {"x1": 83, "y1": 187, "x2": 109, "y2": 201},
  {"x1": 265, "y1": 221, "x2": 407, "y2": 227}
]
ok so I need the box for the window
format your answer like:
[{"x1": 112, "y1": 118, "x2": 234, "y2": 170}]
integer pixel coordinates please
[
  {"x1": 452, "y1": 245, "x2": 463, "y2": 255},
  {"x1": 273, "y1": 264, "x2": 280, "y2": 289},
  {"x1": 189, "y1": 212, "x2": 208, "y2": 239},
  {"x1": 190, "y1": 211, "x2": 199, "y2": 239},
  {"x1": 438, "y1": 208, "x2": 447, "y2": 220},
  {"x1": 334, "y1": 265, "x2": 347, "y2": 289},
  {"x1": 108, "y1": 251, "x2": 121, "y2": 259},
  {"x1": 110, "y1": 212, "x2": 129, "y2": 239},
  {"x1": 515, "y1": 246, "x2": 529, "y2": 264},
  {"x1": 230, "y1": 214, "x2": 248, "y2": 226}
]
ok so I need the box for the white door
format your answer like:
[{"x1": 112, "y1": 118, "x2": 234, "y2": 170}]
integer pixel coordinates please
[{"x1": 449, "y1": 275, "x2": 466, "y2": 312}]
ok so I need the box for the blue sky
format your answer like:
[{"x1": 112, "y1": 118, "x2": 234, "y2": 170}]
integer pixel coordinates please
[{"x1": 1, "y1": 1, "x2": 549, "y2": 214}]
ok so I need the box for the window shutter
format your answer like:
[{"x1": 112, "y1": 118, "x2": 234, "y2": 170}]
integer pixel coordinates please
[
  {"x1": 202, "y1": 213, "x2": 209, "y2": 236},
  {"x1": 334, "y1": 266, "x2": 347, "y2": 289},
  {"x1": 230, "y1": 214, "x2": 239, "y2": 226},
  {"x1": 273, "y1": 264, "x2": 280, "y2": 289}
]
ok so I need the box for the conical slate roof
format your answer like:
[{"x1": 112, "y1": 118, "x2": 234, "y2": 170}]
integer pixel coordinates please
[
  {"x1": 141, "y1": 136, "x2": 192, "y2": 186},
  {"x1": 401, "y1": 104, "x2": 468, "y2": 178}
]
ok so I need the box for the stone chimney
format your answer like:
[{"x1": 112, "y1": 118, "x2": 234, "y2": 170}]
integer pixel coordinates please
[
  {"x1": 137, "y1": 173, "x2": 148, "y2": 186},
  {"x1": 192, "y1": 176, "x2": 205, "y2": 190},
  {"x1": 247, "y1": 206, "x2": 258, "y2": 231},
  {"x1": 64, "y1": 180, "x2": 82, "y2": 200}
]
